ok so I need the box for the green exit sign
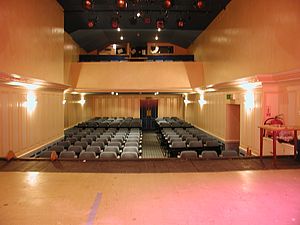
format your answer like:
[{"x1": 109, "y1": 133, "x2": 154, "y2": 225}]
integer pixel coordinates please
[{"x1": 226, "y1": 94, "x2": 232, "y2": 100}]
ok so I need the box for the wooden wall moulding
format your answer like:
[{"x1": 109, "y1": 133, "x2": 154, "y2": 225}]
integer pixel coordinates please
[{"x1": 0, "y1": 72, "x2": 70, "y2": 91}]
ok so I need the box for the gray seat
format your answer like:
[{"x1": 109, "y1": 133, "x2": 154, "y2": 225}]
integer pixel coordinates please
[
  {"x1": 81, "y1": 138, "x2": 92, "y2": 145},
  {"x1": 86, "y1": 135, "x2": 97, "y2": 141},
  {"x1": 86, "y1": 146, "x2": 101, "y2": 154},
  {"x1": 74, "y1": 141, "x2": 88, "y2": 149},
  {"x1": 49, "y1": 145, "x2": 64, "y2": 153},
  {"x1": 201, "y1": 150, "x2": 218, "y2": 159},
  {"x1": 100, "y1": 152, "x2": 118, "y2": 159},
  {"x1": 39, "y1": 151, "x2": 52, "y2": 158},
  {"x1": 68, "y1": 145, "x2": 83, "y2": 154},
  {"x1": 186, "y1": 137, "x2": 198, "y2": 145},
  {"x1": 59, "y1": 151, "x2": 77, "y2": 159},
  {"x1": 221, "y1": 150, "x2": 238, "y2": 158},
  {"x1": 169, "y1": 141, "x2": 186, "y2": 149},
  {"x1": 91, "y1": 141, "x2": 105, "y2": 149},
  {"x1": 96, "y1": 138, "x2": 108, "y2": 145},
  {"x1": 108, "y1": 142, "x2": 122, "y2": 148},
  {"x1": 123, "y1": 146, "x2": 139, "y2": 153},
  {"x1": 79, "y1": 151, "x2": 97, "y2": 159},
  {"x1": 179, "y1": 151, "x2": 198, "y2": 159},
  {"x1": 104, "y1": 146, "x2": 121, "y2": 154},
  {"x1": 188, "y1": 141, "x2": 203, "y2": 148},
  {"x1": 57, "y1": 141, "x2": 71, "y2": 149},
  {"x1": 124, "y1": 142, "x2": 139, "y2": 148},
  {"x1": 66, "y1": 137, "x2": 77, "y2": 145},
  {"x1": 121, "y1": 152, "x2": 138, "y2": 159}
]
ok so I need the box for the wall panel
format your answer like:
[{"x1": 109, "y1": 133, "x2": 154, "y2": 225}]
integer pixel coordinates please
[
  {"x1": 0, "y1": 0, "x2": 64, "y2": 84},
  {"x1": 64, "y1": 94, "x2": 93, "y2": 129},
  {"x1": 0, "y1": 86, "x2": 64, "y2": 157},
  {"x1": 91, "y1": 94, "x2": 184, "y2": 119},
  {"x1": 189, "y1": 0, "x2": 300, "y2": 86}
]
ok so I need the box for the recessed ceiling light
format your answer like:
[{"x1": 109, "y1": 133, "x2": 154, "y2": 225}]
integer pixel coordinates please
[
  {"x1": 120, "y1": 35, "x2": 124, "y2": 40},
  {"x1": 157, "y1": 28, "x2": 161, "y2": 32},
  {"x1": 155, "y1": 35, "x2": 158, "y2": 40},
  {"x1": 117, "y1": 27, "x2": 121, "y2": 32}
]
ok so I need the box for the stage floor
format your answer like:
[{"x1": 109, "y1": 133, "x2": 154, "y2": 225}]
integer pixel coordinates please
[{"x1": 0, "y1": 169, "x2": 300, "y2": 225}]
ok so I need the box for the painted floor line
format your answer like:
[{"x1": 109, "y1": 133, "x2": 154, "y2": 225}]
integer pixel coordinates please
[{"x1": 86, "y1": 192, "x2": 102, "y2": 225}]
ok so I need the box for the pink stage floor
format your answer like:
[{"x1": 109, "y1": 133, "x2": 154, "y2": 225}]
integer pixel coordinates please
[{"x1": 0, "y1": 169, "x2": 300, "y2": 225}]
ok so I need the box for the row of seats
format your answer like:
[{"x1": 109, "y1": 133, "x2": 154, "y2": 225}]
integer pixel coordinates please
[
  {"x1": 156, "y1": 117, "x2": 192, "y2": 128},
  {"x1": 77, "y1": 117, "x2": 142, "y2": 129},
  {"x1": 38, "y1": 127, "x2": 142, "y2": 159},
  {"x1": 160, "y1": 127, "x2": 224, "y2": 157},
  {"x1": 178, "y1": 150, "x2": 239, "y2": 159},
  {"x1": 39, "y1": 149, "x2": 141, "y2": 159}
]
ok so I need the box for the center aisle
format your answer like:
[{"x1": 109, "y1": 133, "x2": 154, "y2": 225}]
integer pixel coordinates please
[{"x1": 142, "y1": 131, "x2": 165, "y2": 158}]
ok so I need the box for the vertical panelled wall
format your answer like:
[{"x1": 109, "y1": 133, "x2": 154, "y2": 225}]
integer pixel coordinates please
[
  {"x1": 0, "y1": 86, "x2": 64, "y2": 157},
  {"x1": 92, "y1": 94, "x2": 184, "y2": 119},
  {"x1": 64, "y1": 94, "x2": 94, "y2": 129},
  {"x1": 185, "y1": 90, "x2": 262, "y2": 154}
]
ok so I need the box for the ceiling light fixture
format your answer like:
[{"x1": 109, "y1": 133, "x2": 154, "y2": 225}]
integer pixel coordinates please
[
  {"x1": 177, "y1": 18, "x2": 185, "y2": 28},
  {"x1": 194, "y1": 0, "x2": 204, "y2": 9},
  {"x1": 155, "y1": 35, "x2": 159, "y2": 41},
  {"x1": 164, "y1": 0, "x2": 172, "y2": 9},
  {"x1": 156, "y1": 19, "x2": 165, "y2": 29},
  {"x1": 111, "y1": 17, "x2": 119, "y2": 29},
  {"x1": 117, "y1": 0, "x2": 127, "y2": 8},
  {"x1": 83, "y1": 0, "x2": 94, "y2": 10},
  {"x1": 87, "y1": 19, "x2": 95, "y2": 28},
  {"x1": 157, "y1": 28, "x2": 161, "y2": 32},
  {"x1": 120, "y1": 35, "x2": 124, "y2": 40}
]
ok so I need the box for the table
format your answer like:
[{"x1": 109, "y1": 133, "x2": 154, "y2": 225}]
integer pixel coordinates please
[{"x1": 258, "y1": 125, "x2": 300, "y2": 161}]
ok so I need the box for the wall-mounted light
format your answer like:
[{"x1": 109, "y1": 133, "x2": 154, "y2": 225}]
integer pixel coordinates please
[
  {"x1": 7, "y1": 81, "x2": 40, "y2": 90},
  {"x1": 23, "y1": 91, "x2": 37, "y2": 113},
  {"x1": 63, "y1": 99, "x2": 67, "y2": 105},
  {"x1": 240, "y1": 82, "x2": 261, "y2": 112},
  {"x1": 198, "y1": 93, "x2": 207, "y2": 108},
  {"x1": 154, "y1": 92, "x2": 159, "y2": 96},
  {"x1": 117, "y1": 0, "x2": 127, "y2": 8}
]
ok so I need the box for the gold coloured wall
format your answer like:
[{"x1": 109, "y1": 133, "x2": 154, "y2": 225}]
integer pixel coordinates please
[
  {"x1": 0, "y1": 0, "x2": 64, "y2": 84},
  {"x1": 0, "y1": 86, "x2": 64, "y2": 157},
  {"x1": 92, "y1": 94, "x2": 184, "y2": 119},
  {"x1": 189, "y1": 0, "x2": 300, "y2": 85},
  {"x1": 64, "y1": 94, "x2": 94, "y2": 129}
]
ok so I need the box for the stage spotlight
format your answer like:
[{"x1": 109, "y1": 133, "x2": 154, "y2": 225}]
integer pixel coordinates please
[
  {"x1": 144, "y1": 16, "x2": 151, "y2": 24},
  {"x1": 156, "y1": 19, "x2": 165, "y2": 29},
  {"x1": 117, "y1": 0, "x2": 127, "y2": 9},
  {"x1": 111, "y1": 17, "x2": 119, "y2": 29},
  {"x1": 177, "y1": 18, "x2": 185, "y2": 28},
  {"x1": 83, "y1": 0, "x2": 93, "y2": 10},
  {"x1": 87, "y1": 20, "x2": 95, "y2": 28},
  {"x1": 194, "y1": 0, "x2": 204, "y2": 9},
  {"x1": 164, "y1": 0, "x2": 172, "y2": 9}
]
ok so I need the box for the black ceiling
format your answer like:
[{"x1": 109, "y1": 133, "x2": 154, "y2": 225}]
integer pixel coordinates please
[{"x1": 58, "y1": 0, "x2": 230, "y2": 52}]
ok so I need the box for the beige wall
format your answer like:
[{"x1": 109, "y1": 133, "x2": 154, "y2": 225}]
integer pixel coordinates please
[
  {"x1": 73, "y1": 62, "x2": 203, "y2": 91},
  {"x1": 189, "y1": 0, "x2": 300, "y2": 85},
  {"x1": 64, "y1": 33, "x2": 84, "y2": 86},
  {"x1": 92, "y1": 94, "x2": 184, "y2": 119},
  {"x1": 64, "y1": 94, "x2": 93, "y2": 129},
  {"x1": 0, "y1": 0, "x2": 64, "y2": 84},
  {"x1": 0, "y1": 86, "x2": 64, "y2": 157},
  {"x1": 185, "y1": 89, "x2": 262, "y2": 153}
]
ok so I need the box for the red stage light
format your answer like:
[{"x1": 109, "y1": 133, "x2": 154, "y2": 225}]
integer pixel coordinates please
[
  {"x1": 117, "y1": 0, "x2": 127, "y2": 8},
  {"x1": 177, "y1": 18, "x2": 184, "y2": 28},
  {"x1": 111, "y1": 18, "x2": 119, "y2": 29},
  {"x1": 87, "y1": 20, "x2": 95, "y2": 28},
  {"x1": 164, "y1": 0, "x2": 172, "y2": 9},
  {"x1": 196, "y1": 0, "x2": 204, "y2": 9},
  {"x1": 144, "y1": 16, "x2": 151, "y2": 24},
  {"x1": 84, "y1": 0, "x2": 93, "y2": 10},
  {"x1": 156, "y1": 19, "x2": 165, "y2": 29}
]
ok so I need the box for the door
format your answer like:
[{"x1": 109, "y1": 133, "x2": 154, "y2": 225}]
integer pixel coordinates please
[{"x1": 140, "y1": 99, "x2": 158, "y2": 130}]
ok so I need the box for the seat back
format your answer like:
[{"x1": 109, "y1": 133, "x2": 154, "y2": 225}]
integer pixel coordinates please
[
  {"x1": 86, "y1": 146, "x2": 101, "y2": 154},
  {"x1": 121, "y1": 152, "x2": 138, "y2": 159},
  {"x1": 123, "y1": 146, "x2": 138, "y2": 153},
  {"x1": 201, "y1": 150, "x2": 218, "y2": 159},
  {"x1": 68, "y1": 145, "x2": 83, "y2": 154},
  {"x1": 180, "y1": 151, "x2": 198, "y2": 159},
  {"x1": 79, "y1": 151, "x2": 96, "y2": 159},
  {"x1": 59, "y1": 151, "x2": 77, "y2": 159}
]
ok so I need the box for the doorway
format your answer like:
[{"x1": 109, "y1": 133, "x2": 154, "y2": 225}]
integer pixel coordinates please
[
  {"x1": 140, "y1": 99, "x2": 158, "y2": 130},
  {"x1": 226, "y1": 104, "x2": 240, "y2": 151}
]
